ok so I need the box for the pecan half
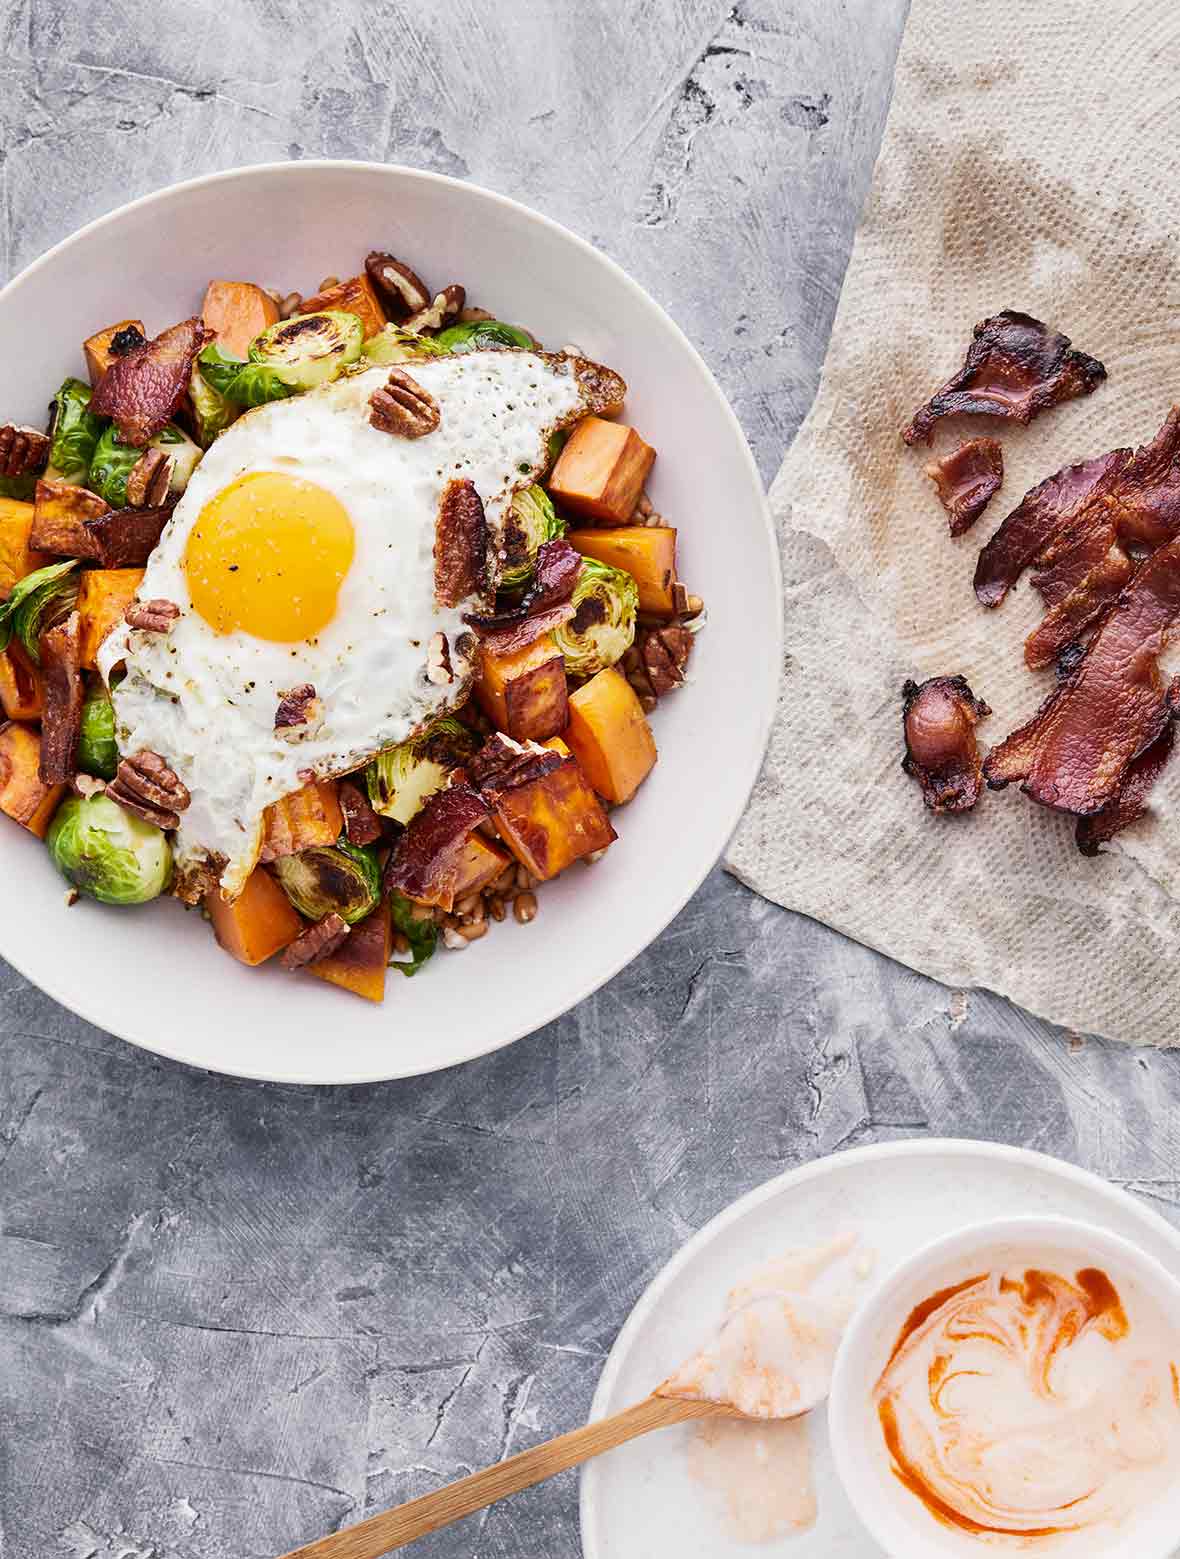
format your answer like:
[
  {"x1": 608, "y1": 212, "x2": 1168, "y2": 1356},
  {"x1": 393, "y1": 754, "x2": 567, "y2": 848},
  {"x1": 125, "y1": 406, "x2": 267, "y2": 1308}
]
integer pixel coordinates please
[
  {"x1": 280, "y1": 912, "x2": 349, "y2": 970},
  {"x1": 364, "y1": 251, "x2": 432, "y2": 321},
  {"x1": 107, "y1": 749, "x2": 191, "y2": 830},
  {"x1": 274, "y1": 683, "x2": 323, "y2": 739},
  {"x1": 0, "y1": 423, "x2": 50, "y2": 478},
  {"x1": 174, "y1": 852, "x2": 226, "y2": 905},
  {"x1": 369, "y1": 368, "x2": 441, "y2": 439},
  {"x1": 338, "y1": 779, "x2": 383, "y2": 846},
  {"x1": 125, "y1": 447, "x2": 173, "y2": 508},
  {"x1": 403, "y1": 285, "x2": 465, "y2": 335},
  {"x1": 426, "y1": 631, "x2": 454, "y2": 686},
  {"x1": 642, "y1": 624, "x2": 693, "y2": 696},
  {"x1": 125, "y1": 597, "x2": 180, "y2": 633}
]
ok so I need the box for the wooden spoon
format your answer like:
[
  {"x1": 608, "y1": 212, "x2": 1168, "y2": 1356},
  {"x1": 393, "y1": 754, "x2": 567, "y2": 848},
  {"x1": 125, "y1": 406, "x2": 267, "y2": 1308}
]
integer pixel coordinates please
[{"x1": 276, "y1": 1393, "x2": 731, "y2": 1558}]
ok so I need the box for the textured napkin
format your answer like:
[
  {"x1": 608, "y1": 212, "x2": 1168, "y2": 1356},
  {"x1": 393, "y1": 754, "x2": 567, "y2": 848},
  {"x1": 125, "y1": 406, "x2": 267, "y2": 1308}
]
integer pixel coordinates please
[{"x1": 725, "y1": 0, "x2": 1180, "y2": 1045}]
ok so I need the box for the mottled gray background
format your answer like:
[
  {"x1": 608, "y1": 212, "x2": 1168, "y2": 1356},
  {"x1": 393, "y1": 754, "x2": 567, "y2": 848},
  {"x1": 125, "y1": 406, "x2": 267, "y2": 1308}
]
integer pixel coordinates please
[{"x1": 3, "y1": 2, "x2": 1178, "y2": 1556}]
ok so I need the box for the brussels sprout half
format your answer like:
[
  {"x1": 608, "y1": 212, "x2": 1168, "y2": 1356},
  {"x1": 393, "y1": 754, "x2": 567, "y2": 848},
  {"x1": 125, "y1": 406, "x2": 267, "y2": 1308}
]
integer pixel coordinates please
[
  {"x1": 188, "y1": 361, "x2": 239, "y2": 447},
  {"x1": 552, "y1": 557, "x2": 638, "y2": 679},
  {"x1": 433, "y1": 320, "x2": 535, "y2": 353},
  {"x1": 196, "y1": 343, "x2": 293, "y2": 409},
  {"x1": 45, "y1": 377, "x2": 106, "y2": 485},
  {"x1": 362, "y1": 324, "x2": 449, "y2": 367},
  {"x1": 500, "y1": 486, "x2": 566, "y2": 591},
  {"x1": 78, "y1": 684, "x2": 118, "y2": 779},
  {"x1": 366, "y1": 716, "x2": 478, "y2": 826},
  {"x1": 249, "y1": 310, "x2": 364, "y2": 391},
  {"x1": 47, "y1": 793, "x2": 173, "y2": 905},
  {"x1": 89, "y1": 421, "x2": 201, "y2": 507},
  {"x1": 273, "y1": 842, "x2": 381, "y2": 926},
  {"x1": 0, "y1": 559, "x2": 78, "y2": 659}
]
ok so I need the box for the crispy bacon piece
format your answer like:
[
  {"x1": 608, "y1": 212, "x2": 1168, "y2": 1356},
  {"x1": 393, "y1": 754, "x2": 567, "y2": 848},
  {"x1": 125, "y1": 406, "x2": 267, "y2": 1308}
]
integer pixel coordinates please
[
  {"x1": 1075, "y1": 719, "x2": 1176, "y2": 855},
  {"x1": 471, "y1": 600, "x2": 576, "y2": 656},
  {"x1": 901, "y1": 675, "x2": 990, "y2": 814},
  {"x1": 89, "y1": 317, "x2": 212, "y2": 446},
  {"x1": 985, "y1": 538, "x2": 1180, "y2": 814},
  {"x1": 434, "y1": 478, "x2": 488, "y2": 609},
  {"x1": 85, "y1": 503, "x2": 174, "y2": 568},
  {"x1": 38, "y1": 612, "x2": 84, "y2": 784},
  {"x1": 338, "y1": 779, "x2": 383, "y2": 846},
  {"x1": 382, "y1": 784, "x2": 490, "y2": 911},
  {"x1": 924, "y1": 438, "x2": 1003, "y2": 535},
  {"x1": 902, "y1": 311, "x2": 1105, "y2": 446},
  {"x1": 466, "y1": 733, "x2": 564, "y2": 793},
  {"x1": 464, "y1": 539, "x2": 584, "y2": 647}
]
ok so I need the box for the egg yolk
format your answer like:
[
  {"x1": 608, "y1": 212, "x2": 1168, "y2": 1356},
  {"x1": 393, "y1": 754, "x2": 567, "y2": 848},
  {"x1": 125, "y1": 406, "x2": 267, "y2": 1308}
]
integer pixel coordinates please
[{"x1": 184, "y1": 471, "x2": 355, "y2": 642}]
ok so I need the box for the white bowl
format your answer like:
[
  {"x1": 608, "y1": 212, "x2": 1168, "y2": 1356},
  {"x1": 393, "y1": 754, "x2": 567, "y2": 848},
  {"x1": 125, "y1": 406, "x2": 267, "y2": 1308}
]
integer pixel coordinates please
[
  {"x1": 828, "y1": 1215, "x2": 1180, "y2": 1559},
  {"x1": 0, "y1": 161, "x2": 780, "y2": 1083}
]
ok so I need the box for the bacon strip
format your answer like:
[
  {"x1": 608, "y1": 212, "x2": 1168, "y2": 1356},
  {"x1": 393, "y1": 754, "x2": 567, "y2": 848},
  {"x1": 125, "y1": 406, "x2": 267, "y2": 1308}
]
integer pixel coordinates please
[
  {"x1": 434, "y1": 479, "x2": 488, "y2": 609},
  {"x1": 85, "y1": 503, "x2": 174, "y2": 568},
  {"x1": 382, "y1": 784, "x2": 490, "y2": 911},
  {"x1": 38, "y1": 612, "x2": 83, "y2": 784},
  {"x1": 463, "y1": 538, "x2": 583, "y2": 647},
  {"x1": 924, "y1": 438, "x2": 1003, "y2": 535},
  {"x1": 901, "y1": 675, "x2": 990, "y2": 814},
  {"x1": 1075, "y1": 718, "x2": 1175, "y2": 855},
  {"x1": 90, "y1": 317, "x2": 212, "y2": 446},
  {"x1": 902, "y1": 311, "x2": 1105, "y2": 446}
]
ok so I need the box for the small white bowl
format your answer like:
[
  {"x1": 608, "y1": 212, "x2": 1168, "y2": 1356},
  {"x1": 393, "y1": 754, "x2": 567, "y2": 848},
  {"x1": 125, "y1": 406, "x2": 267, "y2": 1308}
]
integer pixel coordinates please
[{"x1": 828, "y1": 1216, "x2": 1180, "y2": 1559}]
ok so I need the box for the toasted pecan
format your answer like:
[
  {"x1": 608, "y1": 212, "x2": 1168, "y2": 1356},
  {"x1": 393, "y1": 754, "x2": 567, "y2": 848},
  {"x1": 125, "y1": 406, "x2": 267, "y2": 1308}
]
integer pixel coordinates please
[
  {"x1": 125, "y1": 447, "x2": 173, "y2": 508},
  {"x1": 280, "y1": 912, "x2": 350, "y2": 970},
  {"x1": 0, "y1": 424, "x2": 50, "y2": 478},
  {"x1": 364, "y1": 251, "x2": 431, "y2": 320},
  {"x1": 125, "y1": 598, "x2": 179, "y2": 633},
  {"x1": 107, "y1": 749, "x2": 190, "y2": 830},
  {"x1": 369, "y1": 368, "x2": 441, "y2": 439}
]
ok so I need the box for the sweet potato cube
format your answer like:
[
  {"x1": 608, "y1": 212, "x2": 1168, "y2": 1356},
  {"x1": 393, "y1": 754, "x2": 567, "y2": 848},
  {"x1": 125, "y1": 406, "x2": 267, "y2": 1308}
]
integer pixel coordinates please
[
  {"x1": 31, "y1": 480, "x2": 106, "y2": 558},
  {"x1": 259, "y1": 779, "x2": 343, "y2": 862},
  {"x1": 206, "y1": 866, "x2": 302, "y2": 966},
  {"x1": 201, "y1": 280, "x2": 280, "y2": 358},
  {"x1": 549, "y1": 418, "x2": 656, "y2": 525},
  {"x1": 77, "y1": 568, "x2": 144, "y2": 669},
  {"x1": 475, "y1": 633, "x2": 568, "y2": 741},
  {"x1": 451, "y1": 833, "x2": 511, "y2": 900},
  {"x1": 567, "y1": 667, "x2": 657, "y2": 804},
  {"x1": 299, "y1": 274, "x2": 387, "y2": 340},
  {"x1": 568, "y1": 526, "x2": 677, "y2": 616},
  {"x1": 0, "y1": 646, "x2": 43, "y2": 720},
  {"x1": 492, "y1": 757, "x2": 616, "y2": 880},
  {"x1": 84, "y1": 319, "x2": 145, "y2": 387},
  {"x1": 0, "y1": 498, "x2": 49, "y2": 600},
  {"x1": 541, "y1": 736, "x2": 571, "y2": 757},
  {"x1": 0, "y1": 722, "x2": 64, "y2": 837},
  {"x1": 306, "y1": 898, "x2": 393, "y2": 1002}
]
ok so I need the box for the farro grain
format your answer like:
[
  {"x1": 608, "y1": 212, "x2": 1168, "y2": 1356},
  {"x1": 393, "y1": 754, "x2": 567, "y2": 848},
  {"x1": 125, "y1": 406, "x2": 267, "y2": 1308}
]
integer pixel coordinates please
[{"x1": 513, "y1": 891, "x2": 538, "y2": 924}]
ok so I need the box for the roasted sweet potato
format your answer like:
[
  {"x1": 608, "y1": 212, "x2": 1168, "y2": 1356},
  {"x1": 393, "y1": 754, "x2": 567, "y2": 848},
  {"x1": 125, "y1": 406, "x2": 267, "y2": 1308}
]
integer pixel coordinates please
[
  {"x1": 451, "y1": 833, "x2": 511, "y2": 900},
  {"x1": 568, "y1": 526, "x2": 677, "y2": 615},
  {"x1": 299, "y1": 274, "x2": 387, "y2": 340},
  {"x1": 566, "y1": 667, "x2": 657, "y2": 804},
  {"x1": 201, "y1": 281, "x2": 280, "y2": 358},
  {"x1": 83, "y1": 319, "x2": 145, "y2": 387},
  {"x1": 76, "y1": 568, "x2": 145, "y2": 668},
  {"x1": 0, "y1": 645, "x2": 43, "y2": 720},
  {"x1": 206, "y1": 866, "x2": 302, "y2": 966},
  {"x1": 549, "y1": 417, "x2": 655, "y2": 524},
  {"x1": 475, "y1": 632, "x2": 568, "y2": 741},
  {"x1": 31, "y1": 480, "x2": 106, "y2": 558},
  {"x1": 491, "y1": 755, "x2": 616, "y2": 879},
  {"x1": 542, "y1": 736, "x2": 571, "y2": 757},
  {"x1": 0, "y1": 722, "x2": 64, "y2": 837},
  {"x1": 0, "y1": 497, "x2": 49, "y2": 599},
  {"x1": 259, "y1": 779, "x2": 343, "y2": 862},
  {"x1": 306, "y1": 897, "x2": 392, "y2": 1002}
]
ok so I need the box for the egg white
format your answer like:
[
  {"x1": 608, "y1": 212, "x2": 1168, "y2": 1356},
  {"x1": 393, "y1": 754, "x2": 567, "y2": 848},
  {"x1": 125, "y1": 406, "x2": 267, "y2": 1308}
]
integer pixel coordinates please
[{"x1": 99, "y1": 351, "x2": 584, "y2": 897}]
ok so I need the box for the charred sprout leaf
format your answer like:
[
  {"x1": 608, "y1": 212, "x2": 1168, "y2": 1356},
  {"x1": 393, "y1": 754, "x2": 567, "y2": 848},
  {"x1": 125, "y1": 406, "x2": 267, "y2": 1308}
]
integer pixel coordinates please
[
  {"x1": 15, "y1": 567, "x2": 79, "y2": 664},
  {"x1": 389, "y1": 890, "x2": 437, "y2": 977},
  {"x1": 156, "y1": 422, "x2": 201, "y2": 493},
  {"x1": 274, "y1": 841, "x2": 381, "y2": 926},
  {"x1": 552, "y1": 557, "x2": 637, "y2": 677},
  {"x1": 434, "y1": 320, "x2": 535, "y2": 353},
  {"x1": 78, "y1": 684, "x2": 118, "y2": 779},
  {"x1": 196, "y1": 344, "x2": 293, "y2": 408},
  {"x1": 46, "y1": 377, "x2": 106, "y2": 485},
  {"x1": 500, "y1": 485, "x2": 566, "y2": 591},
  {"x1": 366, "y1": 716, "x2": 479, "y2": 826},
  {"x1": 188, "y1": 361, "x2": 238, "y2": 446},
  {"x1": 195, "y1": 343, "x2": 248, "y2": 398},
  {"x1": 249, "y1": 310, "x2": 364, "y2": 390},
  {"x1": 90, "y1": 420, "x2": 201, "y2": 506},
  {"x1": 46, "y1": 792, "x2": 173, "y2": 905},
  {"x1": 0, "y1": 559, "x2": 79, "y2": 657},
  {"x1": 362, "y1": 324, "x2": 449, "y2": 367}
]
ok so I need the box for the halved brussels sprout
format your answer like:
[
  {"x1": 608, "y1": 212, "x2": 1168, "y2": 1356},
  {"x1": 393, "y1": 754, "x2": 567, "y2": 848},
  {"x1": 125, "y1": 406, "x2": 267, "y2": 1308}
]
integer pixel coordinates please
[
  {"x1": 389, "y1": 890, "x2": 437, "y2": 977},
  {"x1": 196, "y1": 343, "x2": 293, "y2": 409},
  {"x1": 366, "y1": 716, "x2": 478, "y2": 826},
  {"x1": 46, "y1": 377, "x2": 106, "y2": 485},
  {"x1": 188, "y1": 361, "x2": 239, "y2": 446},
  {"x1": 78, "y1": 684, "x2": 118, "y2": 779},
  {"x1": 47, "y1": 792, "x2": 173, "y2": 905},
  {"x1": 156, "y1": 423, "x2": 202, "y2": 493},
  {"x1": 500, "y1": 486, "x2": 566, "y2": 591},
  {"x1": 89, "y1": 421, "x2": 201, "y2": 506},
  {"x1": 274, "y1": 841, "x2": 381, "y2": 926},
  {"x1": 433, "y1": 320, "x2": 535, "y2": 353},
  {"x1": 0, "y1": 559, "x2": 79, "y2": 659},
  {"x1": 362, "y1": 324, "x2": 449, "y2": 367},
  {"x1": 552, "y1": 557, "x2": 638, "y2": 678},
  {"x1": 249, "y1": 310, "x2": 364, "y2": 390}
]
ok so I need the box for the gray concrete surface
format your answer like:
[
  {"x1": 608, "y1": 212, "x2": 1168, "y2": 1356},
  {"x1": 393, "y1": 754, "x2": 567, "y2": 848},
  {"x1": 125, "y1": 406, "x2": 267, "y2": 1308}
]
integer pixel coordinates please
[{"x1": 3, "y1": 2, "x2": 1180, "y2": 1555}]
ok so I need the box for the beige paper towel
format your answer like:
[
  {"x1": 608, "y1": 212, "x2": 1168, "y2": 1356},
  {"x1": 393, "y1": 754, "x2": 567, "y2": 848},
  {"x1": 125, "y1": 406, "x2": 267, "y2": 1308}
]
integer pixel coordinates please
[{"x1": 725, "y1": 0, "x2": 1180, "y2": 1045}]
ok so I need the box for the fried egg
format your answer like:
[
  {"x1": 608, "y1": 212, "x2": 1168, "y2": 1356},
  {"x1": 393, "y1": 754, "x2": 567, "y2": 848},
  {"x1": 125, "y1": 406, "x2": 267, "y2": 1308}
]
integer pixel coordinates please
[{"x1": 99, "y1": 350, "x2": 593, "y2": 897}]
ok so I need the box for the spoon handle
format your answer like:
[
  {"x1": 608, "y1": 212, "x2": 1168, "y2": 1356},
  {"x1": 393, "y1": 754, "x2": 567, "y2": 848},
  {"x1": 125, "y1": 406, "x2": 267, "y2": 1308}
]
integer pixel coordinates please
[{"x1": 276, "y1": 1393, "x2": 718, "y2": 1558}]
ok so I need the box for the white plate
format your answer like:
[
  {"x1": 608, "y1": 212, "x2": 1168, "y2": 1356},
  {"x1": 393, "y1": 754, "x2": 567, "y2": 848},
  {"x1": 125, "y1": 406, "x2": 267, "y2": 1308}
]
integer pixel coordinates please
[
  {"x1": 580, "y1": 1139, "x2": 1180, "y2": 1559},
  {"x1": 0, "y1": 161, "x2": 779, "y2": 1083}
]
